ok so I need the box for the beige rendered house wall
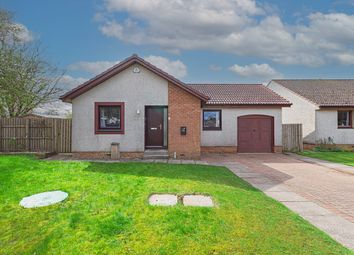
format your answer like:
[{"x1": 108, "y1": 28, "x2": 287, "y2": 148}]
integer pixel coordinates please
[
  {"x1": 71, "y1": 63, "x2": 203, "y2": 159},
  {"x1": 71, "y1": 64, "x2": 168, "y2": 154}
]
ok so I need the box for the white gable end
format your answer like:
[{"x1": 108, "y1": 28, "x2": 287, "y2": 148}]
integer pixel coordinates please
[{"x1": 72, "y1": 64, "x2": 168, "y2": 152}]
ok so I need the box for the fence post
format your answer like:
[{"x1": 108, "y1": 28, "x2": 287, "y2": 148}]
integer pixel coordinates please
[
  {"x1": 53, "y1": 119, "x2": 58, "y2": 153},
  {"x1": 25, "y1": 118, "x2": 30, "y2": 151},
  {"x1": 299, "y1": 125, "x2": 304, "y2": 151}
]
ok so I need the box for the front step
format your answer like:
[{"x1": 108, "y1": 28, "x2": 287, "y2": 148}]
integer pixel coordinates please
[{"x1": 144, "y1": 149, "x2": 169, "y2": 159}]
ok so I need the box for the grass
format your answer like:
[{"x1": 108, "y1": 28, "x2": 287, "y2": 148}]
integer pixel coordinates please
[
  {"x1": 300, "y1": 150, "x2": 354, "y2": 167},
  {"x1": 0, "y1": 156, "x2": 352, "y2": 255}
]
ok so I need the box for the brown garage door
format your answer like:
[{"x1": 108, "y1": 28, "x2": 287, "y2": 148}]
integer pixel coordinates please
[{"x1": 237, "y1": 115, "x2": 274, "y2": 153}]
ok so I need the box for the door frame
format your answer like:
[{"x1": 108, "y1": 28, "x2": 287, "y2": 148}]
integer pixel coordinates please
[
  {"x1": 144, "y1": 106, "x2": 168, "y2": 149},
  {"x1": 237, "y1": 115, "x2": 274, "y2": 153}
]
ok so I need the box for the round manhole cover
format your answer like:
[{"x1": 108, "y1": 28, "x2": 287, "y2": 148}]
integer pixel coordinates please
[{"x1": 19, "y1": 191, "x2": 68, "y2": 208}]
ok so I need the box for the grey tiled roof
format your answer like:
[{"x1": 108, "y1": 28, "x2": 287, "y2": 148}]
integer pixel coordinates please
[
  {"x1": 188, "y1": 84, "x2": 291, "y2": 105},
  {"x1": 273, "y1": 79, "x2": 354, "y2": 107}
]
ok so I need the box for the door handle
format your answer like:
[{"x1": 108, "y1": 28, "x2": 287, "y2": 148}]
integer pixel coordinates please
[{"x1": 151, "y1": 127, "x2": 158, "y2": 130}]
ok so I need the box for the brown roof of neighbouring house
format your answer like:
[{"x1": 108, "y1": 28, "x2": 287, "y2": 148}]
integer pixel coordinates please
[
  {"x1": 273, "y1": 79, "x2": 354, "y2": 107},
  {"x1": 188, "y1": 84, "x2": 291, "y2": 106},
  {"x1": 60, "y1": 54, "x2": 209, "y2": 102}
]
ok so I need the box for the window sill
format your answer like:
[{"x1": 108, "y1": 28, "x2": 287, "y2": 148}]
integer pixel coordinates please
[
  {"x1": 203, "y1": 128, "x2": 222, "y2": 131},
  {"x1": 95, "y1": 130, "x2": 125, "y2": 134},
  {"x1": 337, "y1": 126, "x2": 352, "y2": 129}
]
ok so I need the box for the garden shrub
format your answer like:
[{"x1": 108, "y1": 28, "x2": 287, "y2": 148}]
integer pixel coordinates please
[{"x1": 314, "y1": 137, "x2": 343, "y2": 152}]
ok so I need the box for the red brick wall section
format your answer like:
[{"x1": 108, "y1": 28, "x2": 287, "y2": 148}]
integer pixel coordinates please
[
  {"x1": 168, "y1": 82, "x2": 201, "y2": 159},
  {"x1": 273, "y1": 146, "x2": 283, "y2": 153}
]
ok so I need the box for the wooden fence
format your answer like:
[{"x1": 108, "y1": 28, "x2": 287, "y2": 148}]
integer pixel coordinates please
[
  {"x1": 0, "y1": 117, "x2": 72, "y2": 153},
  {"x1": 282, "y1": 124, "x2": 303, "y2": 152}
]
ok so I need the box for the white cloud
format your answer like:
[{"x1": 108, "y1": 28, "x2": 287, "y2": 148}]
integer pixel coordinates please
[
  {"x1": 68, "y1": 61, "x2": 119, "y2": 75},
  {"x1": 67, "y1": 55, "x2": 187, "y2": 79},
  {"x1": 15, "y1": 23, "x2": 34, "y2": 42},
  {"x1": 100, "y1": 0, "x2": 262, "y2": 48},
  {"x1": 59, "y1": 75, "x2": 87, "y2": 90},
  {"x1": 144, "y1": 55, "x2": 187, "y2": 79},
  {"x1": 229, "y1": 63, "x2": 282, "y2": 79},
  {"x1": 97, "y1": 0, "x2": 354, "y2": 66},
  {"x1": 329, "y1": 53, "x2": 354, "y2": 65}
]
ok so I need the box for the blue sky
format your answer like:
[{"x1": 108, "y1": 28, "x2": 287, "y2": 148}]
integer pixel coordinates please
[{"x1": 2, "y1": 0, "x2": 354, "y2": 91}]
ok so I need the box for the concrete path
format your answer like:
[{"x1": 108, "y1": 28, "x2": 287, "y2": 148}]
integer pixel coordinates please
[{"x1": 203, "y1": 153, "x2": 354, "y2": 251}]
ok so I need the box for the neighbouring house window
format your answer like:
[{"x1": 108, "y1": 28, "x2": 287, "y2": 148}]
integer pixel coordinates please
[
  {"x1": 203, "y1": 110, "x2": 222, "y2": 130},
  {"x1": 337, "y1": 111, "x2": 352, "y2": 128},
  {"x1": 95, "y1": 102, "x2": 124, "y2": 134}
]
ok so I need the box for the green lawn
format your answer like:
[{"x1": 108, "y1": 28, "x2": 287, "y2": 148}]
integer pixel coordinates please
[
  {"x1": 0, "y1": 156, "x2": 352, "y2": 255},
  {"x1": 300, "y1": 150, "x2": 354, "y2": 167}
]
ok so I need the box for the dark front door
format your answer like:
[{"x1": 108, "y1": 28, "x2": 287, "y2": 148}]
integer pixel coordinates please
[
  {"x1": 237, "y1": 115, "x2": 273, "y2": 153},
  {"x1": 145, "y1": 107, "x2": 165, "y2": 148}
]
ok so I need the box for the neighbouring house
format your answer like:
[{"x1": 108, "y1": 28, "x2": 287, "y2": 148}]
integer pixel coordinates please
[
  {"x1": 60, "y1": 55, "x2": 290, "y2": 159},
  {"x1": 268, "y1": 79, "x2": 354, "y2": 148}
]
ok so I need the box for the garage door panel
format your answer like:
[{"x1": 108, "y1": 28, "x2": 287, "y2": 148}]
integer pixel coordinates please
[
  {"x1": 237, "y1": 115, "x2": 273, "y2": 153},
  {"x1": 237, "y1": 118, "x2": 255, "y2": 152}
]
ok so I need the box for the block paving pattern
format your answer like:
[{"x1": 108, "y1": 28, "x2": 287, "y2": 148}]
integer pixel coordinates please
[
  {"x1": 203, "y1": 153, "x2": 354, "y2": 223},
  {"x1": 203, "y1": 153, "x2": 354, "y2": 250}
]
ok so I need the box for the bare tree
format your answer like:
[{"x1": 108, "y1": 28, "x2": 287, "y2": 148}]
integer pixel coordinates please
[{"x1": 0, "y1": 9, "x2": 63, "y2": 117}]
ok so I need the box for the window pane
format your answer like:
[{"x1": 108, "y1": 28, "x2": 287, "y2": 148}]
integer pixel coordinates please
[
  {"x1": 338, "y1": 111, "x2": 350, "y2": 127},
  {"x1": 203, "y1": 111, "x2": 220, "y2": 128},
  {"x1": 99, "y1": 106, "x2": 121, "y2": 129}
]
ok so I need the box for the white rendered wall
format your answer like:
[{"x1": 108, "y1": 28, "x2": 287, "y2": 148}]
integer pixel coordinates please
[{"x1": 316, "y1": 110, "x2": 354, "y2": 144}]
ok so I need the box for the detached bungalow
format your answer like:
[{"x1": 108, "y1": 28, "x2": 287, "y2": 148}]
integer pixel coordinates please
[
  {"x1": 268, "y1": 79, "x2": 354, "y2": 148},
  {"x1": 61, "y1": 55, "x2": 290, "y2": 159}
]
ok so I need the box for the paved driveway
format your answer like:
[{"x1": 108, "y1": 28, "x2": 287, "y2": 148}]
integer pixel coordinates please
[
  {"x1": 204, "y1": 153, "x2": 354, "y2": 222},
  {"x1": 202, "y1": 153, "x2": 354, "y2": 250}
]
